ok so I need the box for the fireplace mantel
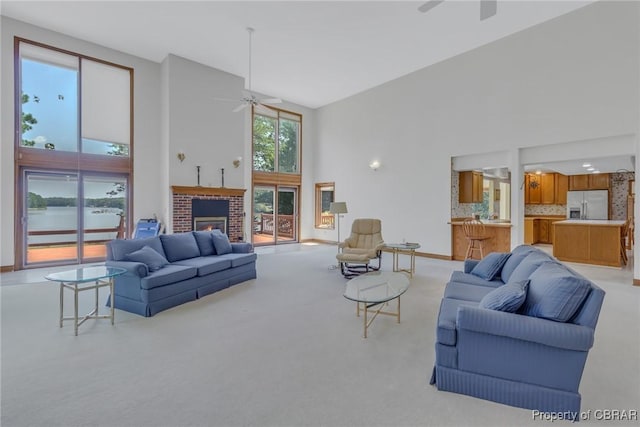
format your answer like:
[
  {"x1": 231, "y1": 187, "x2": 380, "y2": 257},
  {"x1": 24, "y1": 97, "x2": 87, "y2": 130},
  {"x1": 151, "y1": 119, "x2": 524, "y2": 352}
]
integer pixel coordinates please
[{"x1": 171, "y1": 186, "x2": 246, "y2": 197}]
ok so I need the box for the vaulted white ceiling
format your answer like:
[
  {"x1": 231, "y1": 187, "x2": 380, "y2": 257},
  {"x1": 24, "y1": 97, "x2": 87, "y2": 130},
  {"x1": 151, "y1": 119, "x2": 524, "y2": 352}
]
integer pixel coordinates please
[{"x1": 1, "y1": 1, "x2": 596, "y2": 109}]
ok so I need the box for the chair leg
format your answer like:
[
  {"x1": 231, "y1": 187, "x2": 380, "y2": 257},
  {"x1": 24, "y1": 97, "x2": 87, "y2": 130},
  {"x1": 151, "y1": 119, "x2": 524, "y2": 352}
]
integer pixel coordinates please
[{"x1": 479, "y1": 241, "x2": 484, "y2": 259}]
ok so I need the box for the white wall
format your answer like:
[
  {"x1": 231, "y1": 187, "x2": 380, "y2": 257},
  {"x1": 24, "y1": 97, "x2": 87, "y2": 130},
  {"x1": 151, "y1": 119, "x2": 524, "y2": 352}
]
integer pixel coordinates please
[
  {"x1": 310, "y1": 1, "x2": 639, "y2": 257},
  {"x1": 0, "y1": 17, "x2": 317, "y2": 267},
  {"x1": 1, "y1": 16, "x2": 163, "y2": 267}
]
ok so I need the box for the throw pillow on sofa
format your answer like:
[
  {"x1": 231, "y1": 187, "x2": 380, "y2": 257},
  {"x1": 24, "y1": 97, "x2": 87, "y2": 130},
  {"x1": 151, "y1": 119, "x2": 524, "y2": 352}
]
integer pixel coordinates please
[
  {"x1": 479, "y1": 280, "x2": 529, "y2": 312},
  {"x1": 125, "y1": 245, "x2": 169, "y2": 272},
  {"x1": 211, "y1": 229, "x2": 232, "y2": 255},
  {"x1": 470, "y1": 252, "x2": 511, "y2": 280},
  {"x1": 193, "y1": 230, "x2": 216, "y2": 256},
  {"x1": 160, "y1": 233, "x2": 201, "y2": 262},
  {"x1": 521, "y1": 262, "x2": 592, "y2": 322}
]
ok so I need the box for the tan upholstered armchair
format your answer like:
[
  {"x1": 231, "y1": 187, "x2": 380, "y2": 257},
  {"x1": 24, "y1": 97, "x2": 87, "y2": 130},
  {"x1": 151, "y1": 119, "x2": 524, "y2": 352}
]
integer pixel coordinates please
[{"x1": 336, "y1": 218, "x2": 384, "y2": 277}]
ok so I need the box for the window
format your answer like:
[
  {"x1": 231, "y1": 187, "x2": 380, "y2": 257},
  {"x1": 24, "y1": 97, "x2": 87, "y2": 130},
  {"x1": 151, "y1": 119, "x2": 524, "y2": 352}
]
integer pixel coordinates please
[
  {"x1": 315, "y1": 183, "x2": 335, "y2": 229},
  {"x1": 15, "y1": 38, "x2": 133, "y2": 268},
  {"x1": 253, "y1": 105, "x2": 300, "y2": 173}
]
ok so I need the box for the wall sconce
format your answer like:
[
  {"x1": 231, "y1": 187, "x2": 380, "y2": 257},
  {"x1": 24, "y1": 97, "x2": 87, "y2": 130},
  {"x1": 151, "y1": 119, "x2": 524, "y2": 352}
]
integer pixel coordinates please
[
  {"x1": 177, "y1": 152, "x2": 186, "y2": 162},
  {"x1": 233, "y1": 156, "x2": 242, "y2": 168},
  {"x1": 369, "y1": 160, "x2": 381, "y2": 171}
]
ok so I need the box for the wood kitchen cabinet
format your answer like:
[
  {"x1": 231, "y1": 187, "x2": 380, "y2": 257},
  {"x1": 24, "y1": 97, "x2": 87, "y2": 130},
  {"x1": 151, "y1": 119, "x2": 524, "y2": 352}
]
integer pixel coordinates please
[
  {"x1": 555, "y1": 174, "x2": 568, "y2": 204},
  {"x1": 538, "y1": 219, "x2": 551, "y2": 243},
  {"x1": 569, "y1": 173, "x2": 610, "y2": 191},
  {"x1": 524, "y1": 219, "x2": 538, "y2": 244},
  {"x1": 525, "y1": 173, "x2": 560, "y2": 204},
  {"x1": 459, "y1": 171, "x2": 483, "y2": 203}
]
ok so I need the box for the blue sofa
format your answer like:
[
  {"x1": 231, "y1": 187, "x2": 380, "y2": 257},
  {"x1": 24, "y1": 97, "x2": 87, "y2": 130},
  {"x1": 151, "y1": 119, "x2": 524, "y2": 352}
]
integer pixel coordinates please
[
  {"x1": 430, "y1": 245, "x2": 605, "y2": 420},
  {"x1": 105, "y1": 230, "x2": 256, "y2": 317}
]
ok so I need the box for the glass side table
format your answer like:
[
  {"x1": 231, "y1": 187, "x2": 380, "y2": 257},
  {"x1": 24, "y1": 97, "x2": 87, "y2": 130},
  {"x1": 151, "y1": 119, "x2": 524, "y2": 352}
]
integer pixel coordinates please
[
  {"x1": 384, "y1": 243, "x2": 421, "y2": 277},
  {"x1": 45, "y1": 266, "x2": 126, "y2": 336}
]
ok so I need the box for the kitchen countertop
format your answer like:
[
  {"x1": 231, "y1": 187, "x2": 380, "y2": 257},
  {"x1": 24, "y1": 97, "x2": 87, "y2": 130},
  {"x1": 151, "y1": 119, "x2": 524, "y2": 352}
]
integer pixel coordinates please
[{"x1": 554, "y1": 219, "x2": 626, "y2": 226}]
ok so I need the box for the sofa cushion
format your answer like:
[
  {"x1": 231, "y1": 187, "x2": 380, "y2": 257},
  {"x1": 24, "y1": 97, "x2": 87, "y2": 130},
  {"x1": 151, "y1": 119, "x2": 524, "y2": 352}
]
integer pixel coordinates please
[
  {"x1": 500, "y1": 245, "x2": 537, "y2": 282},
  {"x1": 437, "y1": 298, "x2": 479, "y2": 346},
  {"x1": 124, "y1": 245, "x2": 169, "y2": 272},
  {"x1": 140, "y1": 264, "x2": 198, "y2": 290},
  {"x1": 211, "y1": 230, "x2": 232, "y2": 255},
  {"x1": 506, "y1": 251, "x2": 554, "y2": 284},
  {"x1": 479, "y1": 280, "x2": 529, "y2": 313},
  {"x1": 109, "y1": 236, "x2": 165, "y2": 261},
  {"x1": 193, "y1": 231, "x2": 216, "y2": 256},
  {"x1": 160, "y1": 233, "x2": 201, "y2": 262},
  {"x1": 173, "y1": 256, "x2": 232, "y2": 276},
  {"x1": 449, "y1": 271, "x2": 504, "y2": 288},
  {"x1": 217, "y1": 252, "x2": 258, "y2": 267},
  {"x1": 521, "y1": 263, "x2": 592, "y2": 322},
  {"x1": 470, "y1": 252, "x2": 511, "y2": 281},
  {"x1": 444, "y1": 281, "x2": 496, "y2": 302}
]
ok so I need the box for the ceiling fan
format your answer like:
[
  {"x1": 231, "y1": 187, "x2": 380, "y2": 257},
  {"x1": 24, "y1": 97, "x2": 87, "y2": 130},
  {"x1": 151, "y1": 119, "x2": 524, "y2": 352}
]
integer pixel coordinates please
[
  {"x1": 418, "y1": 0, "x2": 497, "y2": 21},
  {"x1": 216, "y1": 27, "x2": 282, "y2": 113}
]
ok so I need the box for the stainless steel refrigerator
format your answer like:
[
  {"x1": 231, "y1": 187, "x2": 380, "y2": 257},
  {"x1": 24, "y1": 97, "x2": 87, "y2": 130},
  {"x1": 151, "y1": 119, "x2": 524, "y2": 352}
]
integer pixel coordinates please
[{"x1": 566, "y1": 190, "x2": 608, "y2": 220}]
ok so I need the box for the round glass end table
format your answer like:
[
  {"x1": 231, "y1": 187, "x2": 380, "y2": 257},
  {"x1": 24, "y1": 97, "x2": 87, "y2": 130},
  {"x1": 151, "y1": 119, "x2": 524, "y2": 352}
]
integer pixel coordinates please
[
  {"x1": 45, "y1": 266, "x2": 126, "y2": 336},
  {"x1": 384, "y1": 242, "x2": 421, "y2": 277}
]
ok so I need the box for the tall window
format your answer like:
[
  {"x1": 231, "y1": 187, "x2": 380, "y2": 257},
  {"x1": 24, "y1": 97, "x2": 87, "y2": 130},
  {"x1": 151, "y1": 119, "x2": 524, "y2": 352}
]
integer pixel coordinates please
[
  {"x1": 15, "y1": 38, "x2": 133, "y2": 269},
  {"x1": 253, "y1": 105, "x2": 300, "y2": 173},
  {"x1": 315, "y1": 183, "x2": 335, "y2": 229},
  {"x1": 252, "y1": 105, "x2": 302, "y2": 246}
]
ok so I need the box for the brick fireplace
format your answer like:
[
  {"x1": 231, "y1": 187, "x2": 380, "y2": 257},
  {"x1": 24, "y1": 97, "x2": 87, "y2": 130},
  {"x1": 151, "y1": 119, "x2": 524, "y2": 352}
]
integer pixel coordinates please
[{"x1": 171, "y1": 186, "x2": 246, "y2": 242}]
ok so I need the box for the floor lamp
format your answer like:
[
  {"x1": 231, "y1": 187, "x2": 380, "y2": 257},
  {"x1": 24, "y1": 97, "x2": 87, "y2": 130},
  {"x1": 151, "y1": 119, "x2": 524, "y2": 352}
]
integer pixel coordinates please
[{"x1": 329, "y1": 202, "x2": 348, "y2": 268}]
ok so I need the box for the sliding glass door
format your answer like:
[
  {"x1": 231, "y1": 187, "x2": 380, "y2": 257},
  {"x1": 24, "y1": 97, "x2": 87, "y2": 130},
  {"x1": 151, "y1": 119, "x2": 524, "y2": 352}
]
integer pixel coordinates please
[
  {"x1": 22, "y1": 170, "x2": 127, "y2": 267},
  {"x1": 252, "y1": 185, "x2": 297, "y2": 246}
]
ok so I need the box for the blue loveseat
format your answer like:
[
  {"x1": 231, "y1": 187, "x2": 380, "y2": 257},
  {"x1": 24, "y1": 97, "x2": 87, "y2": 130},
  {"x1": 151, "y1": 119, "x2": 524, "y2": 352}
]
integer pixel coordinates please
[
  {"x1": 105, "y1": 230, "x2": 256, "y2": 317},
  {"x1": 430, "y1": 245, "x2": 605, "y2": 419}
]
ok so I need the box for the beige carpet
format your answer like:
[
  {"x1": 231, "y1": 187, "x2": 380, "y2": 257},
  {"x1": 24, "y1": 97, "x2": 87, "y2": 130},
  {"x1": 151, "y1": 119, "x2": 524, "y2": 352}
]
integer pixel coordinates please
[{"x1": 1, "y1": 243, "x2": 638, "y2": 426}]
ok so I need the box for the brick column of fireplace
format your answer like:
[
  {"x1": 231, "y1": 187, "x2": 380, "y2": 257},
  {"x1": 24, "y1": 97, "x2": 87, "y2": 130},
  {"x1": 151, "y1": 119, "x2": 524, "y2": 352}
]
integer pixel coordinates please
[{"x1": 171, "y1": 186, "x2": 246, "y2": 242}]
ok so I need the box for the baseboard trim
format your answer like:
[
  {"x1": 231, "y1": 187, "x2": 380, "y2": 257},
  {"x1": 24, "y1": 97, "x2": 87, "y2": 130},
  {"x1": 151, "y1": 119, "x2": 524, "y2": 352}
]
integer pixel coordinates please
[
  {"x1": 1, "y1": 265, "x2": 15, "y2": 273},
  {"x1": 380, "y1": 248, "x2": 452, "y2": 261},
  {"x1": 633, "y1": 278, "x2": 640, "y2": 287},
  {"x1": 301, "y1": 238, "x2": 336, "y2": 245}
]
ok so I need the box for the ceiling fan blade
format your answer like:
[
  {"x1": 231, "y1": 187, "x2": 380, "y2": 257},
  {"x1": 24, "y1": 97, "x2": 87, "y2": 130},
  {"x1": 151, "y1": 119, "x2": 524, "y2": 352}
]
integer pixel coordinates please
[
  {"x1": 259, "y1": 98, "x2": 282, "y2": 105},
  {"x1": 232, "y1": 103, "x2": 249, "y2": 113},
  {"x1": 480, "y1": 0, "x2": 497, "y2": 21},
  {"x1": 418, "y1": 0, "x2": 445, "y2": 13}
]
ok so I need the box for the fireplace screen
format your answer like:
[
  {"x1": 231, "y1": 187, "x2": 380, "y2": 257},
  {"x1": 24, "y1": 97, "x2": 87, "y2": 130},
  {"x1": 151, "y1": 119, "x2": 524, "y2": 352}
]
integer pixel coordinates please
[{"x1": 194, "y1": 217, "x2": 227, "y2": 234}]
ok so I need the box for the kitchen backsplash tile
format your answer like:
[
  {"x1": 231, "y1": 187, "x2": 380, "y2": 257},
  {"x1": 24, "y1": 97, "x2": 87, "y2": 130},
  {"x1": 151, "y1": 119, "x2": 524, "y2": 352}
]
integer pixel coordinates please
[
  {"x1": 611, "y1": 172, "x2": 634, "y2": 220},
  {"x1": 525, "y1": 204, "x2": 566, "y2": 216}
]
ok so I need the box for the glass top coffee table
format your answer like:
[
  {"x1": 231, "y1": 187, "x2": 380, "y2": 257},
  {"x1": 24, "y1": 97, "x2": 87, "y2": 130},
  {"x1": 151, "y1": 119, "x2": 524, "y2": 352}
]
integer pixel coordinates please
[
  {"x1": 45, "y1": 266, "x2": 126, "y2": 336},
  {"x1": 343, "y1": 271, "x2": 410, "y2": 338}
]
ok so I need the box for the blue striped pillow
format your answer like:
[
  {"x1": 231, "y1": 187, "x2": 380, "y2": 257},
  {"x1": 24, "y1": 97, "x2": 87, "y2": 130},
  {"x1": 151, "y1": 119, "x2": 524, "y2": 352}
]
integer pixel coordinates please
[{"x1": 479, "y1": 280, "x2": 529, "y2": 312}]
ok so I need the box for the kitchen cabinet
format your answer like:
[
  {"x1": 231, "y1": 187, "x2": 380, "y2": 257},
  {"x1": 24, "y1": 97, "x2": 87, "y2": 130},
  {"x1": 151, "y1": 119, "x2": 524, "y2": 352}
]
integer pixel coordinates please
[
  {"x1": 451, "y1": 221, "x2": 511, "y2": 260},
  {"x1": 538, "y1": 219, "x2": 550, "y2": 243},
  {"x1": 459, "y1": 171, "x2": 483, "y2": 203},
  {"x1": 540, "y1": 174, "x2": 556, "y2": 204},
  {"x1": 525, "y1": 173, "x2": 562, "y2": 204},
  {"x1": 554, "y1": 220, "x2": 625, "y2": 267},
  {"x1": 524, "y1": 218, "x2": 538, "y2": 244},
  {"x1": 555, "y1": 174, "x2": 568, "y2": 204},
  {"x1": 569, "y1": 173, "x2": 610, "y2": 191}
]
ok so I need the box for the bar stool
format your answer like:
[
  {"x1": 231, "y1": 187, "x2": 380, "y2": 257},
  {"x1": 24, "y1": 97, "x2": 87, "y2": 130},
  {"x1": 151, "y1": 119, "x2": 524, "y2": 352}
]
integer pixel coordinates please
[{"x1": 462, "y1": 218, "x2": 491, "y2": 259}]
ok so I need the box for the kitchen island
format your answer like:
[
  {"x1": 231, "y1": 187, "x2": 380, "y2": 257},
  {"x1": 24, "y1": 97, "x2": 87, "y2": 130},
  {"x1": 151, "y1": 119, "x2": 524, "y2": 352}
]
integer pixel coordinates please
[
  {"x1": 553, "y1": 219, "x2": 625, "y2": 267},
  {"x1": 450, "y1": 220, "x2": 512, "y2": 261}
]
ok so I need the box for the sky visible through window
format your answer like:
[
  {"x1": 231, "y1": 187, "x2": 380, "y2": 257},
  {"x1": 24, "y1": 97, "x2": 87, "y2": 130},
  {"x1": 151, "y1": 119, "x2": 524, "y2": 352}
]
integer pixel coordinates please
[{"x1": 22, "y1": 59, "x2": 78, "y2": 151}]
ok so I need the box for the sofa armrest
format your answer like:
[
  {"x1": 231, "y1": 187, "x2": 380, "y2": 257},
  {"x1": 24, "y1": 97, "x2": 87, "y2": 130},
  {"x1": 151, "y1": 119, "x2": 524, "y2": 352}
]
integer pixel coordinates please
[
  {"x1": 463, "y1": 259, "x2": 480, "y2": 273},
  {"x1": 231, "y1": 242, "x2": 254, "y2": 253},
  {"x1": 105, "y1": 260, "x2": 148, "y2": 278},
  {"x1": 457, "y1": 306, "x2": 594, "y2": 351}
]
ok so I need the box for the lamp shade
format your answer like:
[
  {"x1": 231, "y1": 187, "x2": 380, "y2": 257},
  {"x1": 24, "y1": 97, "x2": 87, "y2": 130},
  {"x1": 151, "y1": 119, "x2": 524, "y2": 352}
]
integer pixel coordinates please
[{"x1": 329, "y1": 202, "x2": 348, "y2": 214}]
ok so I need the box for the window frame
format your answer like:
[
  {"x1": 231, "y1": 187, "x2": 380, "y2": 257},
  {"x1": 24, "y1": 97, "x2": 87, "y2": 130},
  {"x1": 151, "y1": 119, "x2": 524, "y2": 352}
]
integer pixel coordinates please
[
  {"x1": 14, "y1": 37, "x2": 134, "y2": 269},
  {"x1": 315, "y1": 182, "x2": 335, "y2": 229},
  {"x1": 252, "y1": 105, "x2": 301, "y2": 175}
]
